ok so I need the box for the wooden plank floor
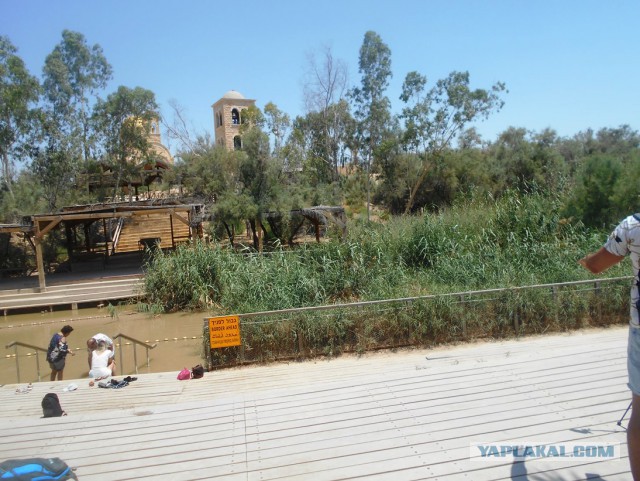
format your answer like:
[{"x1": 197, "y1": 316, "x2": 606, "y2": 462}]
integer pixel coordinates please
[{"x1": 0, "y1": 326, "x2": 632, "y2": 480}]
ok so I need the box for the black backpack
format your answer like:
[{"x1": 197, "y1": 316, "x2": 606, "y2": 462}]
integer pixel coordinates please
[
  {"x1": 41, "y1": 393, "x2": 64, "y2": 418},
  {"x1": 0, "y1": 457, "x2": 76, "y2": 480},
  {"x1": 191, "y1": 364, "x2": 206, "y2": 379}
]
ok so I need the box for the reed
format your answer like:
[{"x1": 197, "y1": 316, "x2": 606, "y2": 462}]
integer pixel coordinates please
[{"x1": 146, "y1": 190, "x2": 630, "y2": 365}]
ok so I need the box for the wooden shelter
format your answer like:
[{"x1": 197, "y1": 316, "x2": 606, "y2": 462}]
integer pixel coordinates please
[{"x1": 0, "y1": 200, "x2": 205, "y2": 292}]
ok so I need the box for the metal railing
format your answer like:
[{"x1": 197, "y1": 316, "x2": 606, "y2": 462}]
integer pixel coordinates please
[
  {"x1": 228, "y1": 277, "x2": 632, "y2": 326},
  {"x1": 5, "y1": 341, "x2": 49, "y2": 383},
  {"x1": 113, "y1": 333, "x2": 157, "y2": 375},
  {"x1": 111, "y1": 218, "x2": 124, "y2": 255},
  {"x1": 204, "y1": 276, "x2": 634, "y2": 367},
  {"x1": 5, "y1": 333, "x2": 158, "y2": 384}
]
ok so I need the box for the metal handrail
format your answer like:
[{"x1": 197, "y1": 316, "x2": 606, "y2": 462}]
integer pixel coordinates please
[
  {"x1": 6, "y1": 334, "x2": 158, "y2": 384},
  {"x1": 5, "y1": 341, "x2": 48, "y2": 383},
  {"x1": 110, "y1": 218, "x2": 124, "y2": 255},
  {"x1": 234, "y1": 276, "x2": 634, "y2": 321},
  {"x1": 112, "y1": 333, "x2": 157, "y2": 375}
]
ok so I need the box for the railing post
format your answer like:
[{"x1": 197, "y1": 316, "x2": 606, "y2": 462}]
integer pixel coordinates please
[
  {"x1": 13, "y1": 345, "x2": 20, "y2": 384},
  {"x1": 118, "y1": 344, "x2": 123, "y2": 376},
  {"x1": 133, "y1": 344, "x2": 138, "y2": 375},
  {"x1": 36, "y1": 352, "x2": 42, "y2": 382},
  {"x1": 459, "y1": 294, "x2": 467, "y2": 338}
]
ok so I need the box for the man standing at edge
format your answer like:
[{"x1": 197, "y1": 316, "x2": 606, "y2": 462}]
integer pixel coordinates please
[{"x1": 579, "y1": 213, "x2": 640, "y2": 480}]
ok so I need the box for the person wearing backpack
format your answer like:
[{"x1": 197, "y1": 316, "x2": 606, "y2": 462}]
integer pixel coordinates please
[{"x1": 47, "y1": 325, "x2": 75, "y2": 381}]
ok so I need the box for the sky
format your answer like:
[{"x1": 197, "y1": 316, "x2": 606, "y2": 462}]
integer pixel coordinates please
[{"x1": 2, "y1": 0, "x2": 639, "y2": 154}]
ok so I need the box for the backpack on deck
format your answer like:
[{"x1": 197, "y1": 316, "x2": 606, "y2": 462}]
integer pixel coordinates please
[
  {"x1": 0, "y1": 457, "x2": 77, "y2": 480},
  {"x1": 41, "y1": 393, "x2": 64, "y2": 418},
  {"x1": 191, "y1": 364, "x2": 205, "y2": 379}
]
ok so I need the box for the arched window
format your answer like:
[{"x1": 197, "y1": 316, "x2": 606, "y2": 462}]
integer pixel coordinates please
[
  {"x1": 233, "y1": 135, "x2": 242, "y2": 150},
  {"x1": 217, "y1": 112, "x2": 223, "y2": 127},
  {"x1": 231, "y1": 108, "x2": 240, "y2": 125}
]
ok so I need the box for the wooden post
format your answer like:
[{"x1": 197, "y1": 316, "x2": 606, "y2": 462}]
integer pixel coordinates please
[{"x1": 35, "y1": 238, "x2": 46, "y2": 292}]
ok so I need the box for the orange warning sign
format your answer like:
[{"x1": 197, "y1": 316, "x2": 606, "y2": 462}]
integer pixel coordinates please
[{"x1": 208, "y1": 315, "x2": 241, "y2": 349}]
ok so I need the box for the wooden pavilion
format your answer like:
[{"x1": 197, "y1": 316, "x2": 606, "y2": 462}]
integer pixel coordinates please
[{"x1": 0, "y1": 199, "x2": 205, "y2": 292}]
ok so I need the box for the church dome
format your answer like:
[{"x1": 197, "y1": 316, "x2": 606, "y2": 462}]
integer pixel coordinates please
[{"x1": 222, "y1": 90, "x2": 245, "y2": 100}]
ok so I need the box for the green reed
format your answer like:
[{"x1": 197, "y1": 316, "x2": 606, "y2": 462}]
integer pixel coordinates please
[{"x1": 146, "y1": 190, "x2": 631, "y2": 366}]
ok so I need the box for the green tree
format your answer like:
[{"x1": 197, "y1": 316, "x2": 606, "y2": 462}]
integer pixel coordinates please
[
  {"x1": 289, "y1": 101, "x2": 354, "y2": 185},
  {"x1": 174, "y1": 137, "x2": 250, "y2": 243},
  {"x1": 490, "y1": 127, "x2": 566, "y2": 195},
  {"x1": 92, "y1": 86, "x2": 160, "y2": 199},
  {"x1": 563, "y1": 154, "x2": 621, "y2": 228},
  {"x1": 263, "y1": 102, "x2": 290, "y2": 157},
  {"x1": 399, "y1": 70, "x2": 506, "y2": 213},
  {"x1": 42, "y1": 30, "x2": 112, "y2": 162},
  {"x1": 31, "y1": 30, "x2": 112, "y2": 210},
  {"x1": 349, "y1": 31, "x2": 393, "y2": 220},
  {"x1": 0, "y1": 36, "x2": 40, "y2": 199},
  {"x1": 302, "y1": 45, "x2": 352, "y2": 181}
]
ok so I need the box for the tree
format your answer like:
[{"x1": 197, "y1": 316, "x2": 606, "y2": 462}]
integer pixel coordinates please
[
  {"x1": 263, "y1": 102, "x2": 290, "y2": 157},
  {"x1": 163, "y1": 99, "x2": 198, "y2": 153},
  {"x1": 174, "y1": 137, "x2": 250, "y2": 244},
  {"x1": 563, "y1": 154, "x2": 621, "y2": 228},
  {"x1": 289, "y1": 101, "x2": 354, "y2": 185},
  {"x1": 490, "y1": 127, "x2": 566, "y2": 195},
  {"x1": 302, "y1": 45, "x2": 351, "y2": 180},
  {"x1": 349, "y1": 31, "x2": 393, "y2": 220},
  {"x1": 399, "y1": 70, "x2": 506, "y2": 213},
  {"x1": 92, "y1": 86, "x2": 160, "y2": 198},
  {"x1": 30, "y1": 30, "x2": 113, "y2": 210},
  {"x1": 42, "y1": 30, "x2": 112, "y2": 163},
  {"x1": 0, "y1": 36, "x2": 40, "y2": 199}
]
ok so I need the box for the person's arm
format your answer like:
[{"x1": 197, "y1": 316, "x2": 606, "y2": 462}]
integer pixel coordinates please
[{"x1": 578, "y1": 247, "x2": 624, "y2": 274}]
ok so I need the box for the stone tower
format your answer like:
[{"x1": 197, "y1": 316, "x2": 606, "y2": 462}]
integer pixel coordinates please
[
  {"x1": 148, "y1": 117, "x2": 173, "y2": 167},
  {"x1": 212, "y1": 90, "x2": 256, "y2": 150}
]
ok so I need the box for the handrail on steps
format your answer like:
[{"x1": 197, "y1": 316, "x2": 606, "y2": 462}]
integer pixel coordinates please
[
  {"x1": 110, "y1": 218, "x2": 124, "y2": 255},
  {"x1": 5, "y1": 334, "x2": 158, "y2": 384},
  {"x1": 5, "y1": 341, "x2": 48, "y2": 383},
  {"x1": 113, "y1": 333, "x2": 158, "y2": 375}
]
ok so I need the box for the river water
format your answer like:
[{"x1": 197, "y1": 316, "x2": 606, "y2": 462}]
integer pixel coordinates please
[{"x1": 0, "y1": 306, "x2": 208, "y2": 385}]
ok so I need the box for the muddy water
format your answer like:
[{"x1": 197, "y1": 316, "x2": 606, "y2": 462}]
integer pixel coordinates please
[{"x1": 0, "y1": 306, "x2": 208, "y2": 385}]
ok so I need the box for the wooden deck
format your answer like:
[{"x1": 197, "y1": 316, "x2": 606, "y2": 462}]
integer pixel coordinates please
[
  {"x1": 0, "y1": 326, "x2": 632, "y2": 480},
  {"x1": 0, "y1": 265, "x2": 144, "y2": 315}
]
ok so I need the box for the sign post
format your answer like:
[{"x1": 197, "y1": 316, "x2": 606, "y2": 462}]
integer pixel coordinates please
[{"x1": 208, "y1": 315, "x2": 241, "y2": 349}]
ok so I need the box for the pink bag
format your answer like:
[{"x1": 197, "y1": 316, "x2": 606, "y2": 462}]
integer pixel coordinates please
[{"x1": 177, "y1": 368, "x2": 191, "y2": 380}]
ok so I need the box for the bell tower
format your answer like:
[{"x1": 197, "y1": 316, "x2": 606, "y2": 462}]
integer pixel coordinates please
[{"x1": 212, "y1": 90, "x2": 256, "y2": 151}]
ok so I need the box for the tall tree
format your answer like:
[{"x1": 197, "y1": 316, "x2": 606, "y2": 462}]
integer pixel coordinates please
[
  {"x1": 303, "y1": 45, "x2": 351, "y2": 180},
  {"x1": 42, "y1": 30, "x2": 112, "y2": 163},
  {"x1": 290, "y1": 101, "x2": 354, "y2": 185},
  {"x1": 400, "y1": 70, "x2": 506, "y2": 213},
  {"x1": 92, "y1": 86, "x2": 160, "y2": 198},
  {"x1": 263, "y1": 102, "x2": 290, "y2": 157},
  {"x1": 349, "y1": 31, "x2": 393, "y2": 220},
  {"x1": 0, "y1": 36, "x2": 40, "y2": 198}
]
